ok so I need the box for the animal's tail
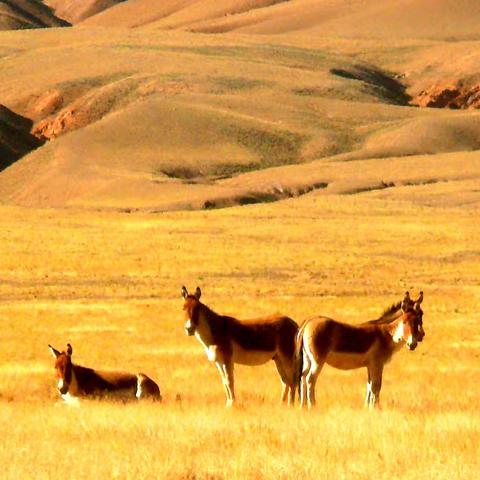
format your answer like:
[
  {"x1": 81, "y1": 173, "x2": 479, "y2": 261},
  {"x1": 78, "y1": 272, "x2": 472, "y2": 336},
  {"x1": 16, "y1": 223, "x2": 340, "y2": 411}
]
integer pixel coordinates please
[{"x1": 293, "y1": 320, "x2": 307, "y2": 399}]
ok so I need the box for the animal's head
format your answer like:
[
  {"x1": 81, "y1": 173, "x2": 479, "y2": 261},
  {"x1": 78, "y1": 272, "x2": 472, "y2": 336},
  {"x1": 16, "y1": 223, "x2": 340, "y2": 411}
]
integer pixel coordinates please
[
  {"x1": 392, "y1": 291, "x2": 425, "y2": 350},
  {"x1": 49, "y1": 343, "x2": 73, "y2": 395},
  {"x1": 182, "y1": 286, "x2": 202, "y2": 336}
]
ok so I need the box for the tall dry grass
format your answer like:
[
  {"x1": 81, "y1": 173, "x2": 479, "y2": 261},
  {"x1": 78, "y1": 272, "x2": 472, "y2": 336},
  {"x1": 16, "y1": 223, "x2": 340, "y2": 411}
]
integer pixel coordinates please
[{"x1": 0, "y1": 193, "x2": 478, "y2": 479}]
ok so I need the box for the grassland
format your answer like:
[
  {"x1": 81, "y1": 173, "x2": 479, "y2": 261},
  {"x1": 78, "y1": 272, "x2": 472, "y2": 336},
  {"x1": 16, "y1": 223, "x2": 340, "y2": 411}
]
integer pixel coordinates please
[
  {"x1": 0, "y1": 192, "x2": 478, "y2": 479},
  {"x1": 1, "y1": 2, "x2": 480, "y2": 478}
]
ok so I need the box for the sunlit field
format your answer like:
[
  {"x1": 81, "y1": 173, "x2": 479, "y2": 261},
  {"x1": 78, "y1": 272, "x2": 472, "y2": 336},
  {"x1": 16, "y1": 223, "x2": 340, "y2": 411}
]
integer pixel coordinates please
[{"x1": 0, "y1": 193, "x2": 478, "y2": 479}]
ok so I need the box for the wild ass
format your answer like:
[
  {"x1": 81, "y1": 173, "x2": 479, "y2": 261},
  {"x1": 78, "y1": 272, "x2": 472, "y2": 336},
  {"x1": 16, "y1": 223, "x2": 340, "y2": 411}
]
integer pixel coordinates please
[
  {"x1": 49, "y1": 344, "x2": 161, "y2": 403},
  {"x1": 182, "y1": 286, "x2": 298, "y2": 406},
  {"x1": 296, "y1": 291, "x2": 424, "y2": 409}
]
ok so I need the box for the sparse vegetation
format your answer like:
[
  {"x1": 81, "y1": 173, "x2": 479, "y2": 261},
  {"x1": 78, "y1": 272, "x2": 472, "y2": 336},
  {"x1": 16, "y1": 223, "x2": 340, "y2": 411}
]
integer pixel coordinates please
[
  {"x1": 220, "y1": 124, "x2": 308, "y2": 169},
  {"x1": 211, "y1": 76, "x2": 271, "y2": 92}
]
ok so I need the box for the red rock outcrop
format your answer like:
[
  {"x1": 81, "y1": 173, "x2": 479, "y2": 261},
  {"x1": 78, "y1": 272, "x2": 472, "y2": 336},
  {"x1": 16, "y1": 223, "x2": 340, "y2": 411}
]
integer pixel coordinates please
[
  {"x1": 31, "y1": 78, "x2": 142, "y2": 140},
  {"x1": 412, "y1": 81, "x2": 480, "y2": 109}
]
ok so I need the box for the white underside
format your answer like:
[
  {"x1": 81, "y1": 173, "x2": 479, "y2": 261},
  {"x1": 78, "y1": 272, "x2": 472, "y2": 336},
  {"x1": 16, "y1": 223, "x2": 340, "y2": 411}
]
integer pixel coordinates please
[
  {"x1": 194, "y1": 333, "x2": 274, "y2": 365},
  {"x1": 231, "y1": 341, "x2": 274, "y2": 365}
]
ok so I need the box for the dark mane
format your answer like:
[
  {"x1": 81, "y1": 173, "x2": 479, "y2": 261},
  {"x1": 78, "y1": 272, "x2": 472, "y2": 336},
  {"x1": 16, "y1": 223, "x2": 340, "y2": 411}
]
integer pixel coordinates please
[{"x1": 366, "y1": 301, "x2": 402, "y2": 325}]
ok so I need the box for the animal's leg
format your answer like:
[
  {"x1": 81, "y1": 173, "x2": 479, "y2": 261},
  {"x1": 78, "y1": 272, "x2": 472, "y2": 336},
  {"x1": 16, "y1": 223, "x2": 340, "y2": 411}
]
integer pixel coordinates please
[
  {"x1": 365, "y1": 369, "x2": 373, "y2": 407},
  {"x1": 223, "y1": 361, "x2": 235, "y2": 407},
  {"x1": 287, "y1": 384, "x2": 295, "y2": 406},
  {"x1": 274, "y1": 357, "x2": 295, "y2": 405},
  {"x1": 368, "y1": 365, "x2": 384, "y2": 410},
  {"x1": 215, "y1": 362, "x2": 230, "y2": 405},
  {"x1": 300, "y1": 375, "x2": 307, "y2": 408},
  {"x1": 299, "y1": 348, "x2": 311, "y2": 408},
  {"x1": 306, "y1": 359, "x2": 324, "y2": 409}
]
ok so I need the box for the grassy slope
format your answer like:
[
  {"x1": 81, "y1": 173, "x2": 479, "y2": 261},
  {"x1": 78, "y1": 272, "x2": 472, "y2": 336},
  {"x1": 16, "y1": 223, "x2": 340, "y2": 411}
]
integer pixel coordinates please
[{"x1": 0, "y1": 195, "x2": 478, "y2": 479}]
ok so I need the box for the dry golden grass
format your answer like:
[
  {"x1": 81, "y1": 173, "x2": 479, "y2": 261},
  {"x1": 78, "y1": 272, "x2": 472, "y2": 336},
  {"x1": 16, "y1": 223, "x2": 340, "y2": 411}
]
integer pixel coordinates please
[
  {"x1": 0, "y1": 193, "x2": 479, "y2": 479},
  {"x1": 1, "y1": 4, "x2": 479, "y2": 477}
]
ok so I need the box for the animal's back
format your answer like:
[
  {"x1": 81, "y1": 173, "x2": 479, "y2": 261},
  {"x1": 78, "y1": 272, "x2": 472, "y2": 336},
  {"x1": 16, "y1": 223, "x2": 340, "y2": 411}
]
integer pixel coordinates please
[{"x1": 229, "y1": 314, "x2": 298, "y2": 354}]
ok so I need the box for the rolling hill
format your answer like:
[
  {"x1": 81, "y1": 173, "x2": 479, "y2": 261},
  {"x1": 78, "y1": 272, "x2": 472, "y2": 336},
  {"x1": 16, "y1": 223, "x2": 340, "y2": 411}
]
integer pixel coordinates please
[
  {"x1": 0, "y1": 1, "x2": 479, "y2": 210},
  {"x1": 82, "y1": 0, "x2": 480, "y2": 40}
]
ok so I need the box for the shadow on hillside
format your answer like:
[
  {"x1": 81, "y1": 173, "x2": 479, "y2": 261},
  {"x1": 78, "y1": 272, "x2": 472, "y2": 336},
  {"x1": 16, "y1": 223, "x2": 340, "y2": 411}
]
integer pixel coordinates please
[
  {"x1": 330, "y1": 65, "x2": 410, "y2": 105},
  {"x1": 0, "y1": 105, "x2": 44, "y2": 171}
]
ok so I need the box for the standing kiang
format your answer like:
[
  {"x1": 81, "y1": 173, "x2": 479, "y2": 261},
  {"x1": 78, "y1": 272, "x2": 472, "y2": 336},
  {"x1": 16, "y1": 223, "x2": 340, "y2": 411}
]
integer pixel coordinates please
[
  {"x1": 182, "y1": 286, "x2": 299, "y2": 407},
  {"x1": 296, "y1": 291, "x2": 425, "y2": 409}
]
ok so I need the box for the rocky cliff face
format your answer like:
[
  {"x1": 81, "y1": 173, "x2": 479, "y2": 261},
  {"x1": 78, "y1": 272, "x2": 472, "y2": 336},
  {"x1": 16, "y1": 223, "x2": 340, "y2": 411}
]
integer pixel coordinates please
[{"x1": 412, "y1": 81, "x2": 480, "y2": 109}]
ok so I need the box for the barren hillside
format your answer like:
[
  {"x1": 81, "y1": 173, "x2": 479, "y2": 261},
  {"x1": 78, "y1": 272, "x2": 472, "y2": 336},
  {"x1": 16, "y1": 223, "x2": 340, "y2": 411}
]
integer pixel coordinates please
[{"x1": 0, "y1": 0, "x2": 68, "y2": 30}]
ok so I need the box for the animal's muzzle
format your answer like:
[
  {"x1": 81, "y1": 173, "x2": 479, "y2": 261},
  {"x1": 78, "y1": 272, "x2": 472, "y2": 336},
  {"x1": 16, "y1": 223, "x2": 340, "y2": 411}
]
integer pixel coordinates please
[
  {"x1": 58, "y1": 384, "x2": 69, "y2": 395},
  {"x1": 408, "y1": 342, "x2": 418, "y2": 351},
  {"x1": 185, "y1": 325, "x2": 195, "y2": 336}
]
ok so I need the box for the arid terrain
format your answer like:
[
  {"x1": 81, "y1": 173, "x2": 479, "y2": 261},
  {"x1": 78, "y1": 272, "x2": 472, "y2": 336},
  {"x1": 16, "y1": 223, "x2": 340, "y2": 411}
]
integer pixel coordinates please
[{"x1": 0, "y1": 1, "x2": 479, "y2": 479}]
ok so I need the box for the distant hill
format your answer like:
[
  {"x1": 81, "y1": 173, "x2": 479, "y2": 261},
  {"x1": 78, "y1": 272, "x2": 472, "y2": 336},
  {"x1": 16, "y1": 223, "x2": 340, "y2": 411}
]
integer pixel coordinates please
[
  {"x1": 81, "y1": 0, "x2": 289, "y2": 29},
  {"x1": 0, "y1": 0, "x2": 69, "y2": 30},
  {"x1": 44, "y1": 0, "x2": 125, "y2": 24},
  {"x1": 82, "y1": 0, "x2": 480, "y2": 40}
]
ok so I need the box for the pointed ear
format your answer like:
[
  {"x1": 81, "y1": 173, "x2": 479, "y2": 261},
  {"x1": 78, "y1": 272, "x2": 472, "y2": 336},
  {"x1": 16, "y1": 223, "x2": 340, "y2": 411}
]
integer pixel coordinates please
[
  {"x1": 48, "y1": 345, "x2": 61, "y2": 358},
  {"x1": 401, "y1": 291, "x2": 413, "y2": 312},
  {"x1": 182, "y1": 286, "x2": 188, "y2": 299},
  {"x1": 195, "y1": 286, "x2": 201, "y2": 300},
  {"x1": 66, "y1": 344, "x2": 73, "y2": 357},
  {"x1": 415, "y1": 291, "x2": 423, "y2": 305}
]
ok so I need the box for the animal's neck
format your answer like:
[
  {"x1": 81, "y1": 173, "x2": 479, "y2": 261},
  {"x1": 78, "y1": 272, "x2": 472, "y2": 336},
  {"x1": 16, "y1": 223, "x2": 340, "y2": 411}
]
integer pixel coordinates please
[
  {"x1": 196, "y1": 304, "x2": 224, "y2": 346},
  {"x1": 195, "y1": 305, "x2": 214, "y2": 345},
  {"x1": 70, "y1": 364, "x2": 86, "y2": 395},
  {"x1": 386, "y1": 318, "x2": 406, "y2": 348}
]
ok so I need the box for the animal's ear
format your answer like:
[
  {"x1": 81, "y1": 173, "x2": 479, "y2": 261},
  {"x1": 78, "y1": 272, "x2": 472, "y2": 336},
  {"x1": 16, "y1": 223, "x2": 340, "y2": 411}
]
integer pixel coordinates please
[
  {"x1": 415, "y1": 291, "x2": 423, "y2": 305},
  {"x1": 182, "y1": 286, "x2": 188, "y2": 299},
  {"x1": 401, "y1": 291, "x2": 413, "y2": 312},
  {"x1": 48, "y1": 345, "x2": 61, "y2": 358},
  {"x1": 66, "y1": 344, "x2": 73, "y2": 357},
  {"x1": 195, "y1": 286, "x2": 201, "y2": 300}
]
